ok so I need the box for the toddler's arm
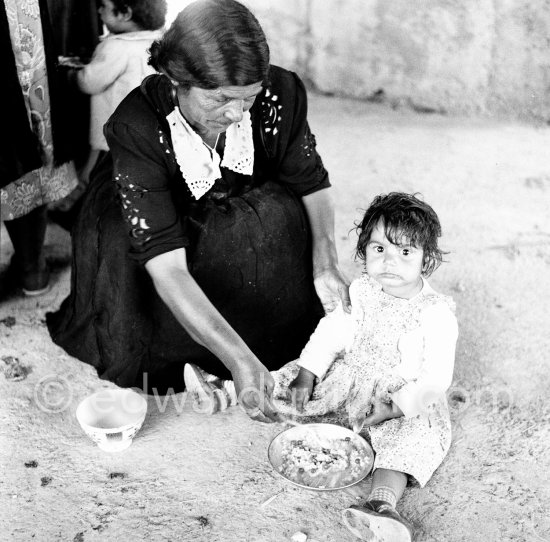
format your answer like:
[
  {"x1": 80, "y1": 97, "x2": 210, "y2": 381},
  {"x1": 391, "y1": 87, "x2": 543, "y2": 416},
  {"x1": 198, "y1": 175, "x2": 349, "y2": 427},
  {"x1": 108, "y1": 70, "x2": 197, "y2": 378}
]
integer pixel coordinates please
[
  {"x1": 392, "y1": 303, "x2": 458, "y2": 417},
  {"x1": 77, "y1": 39, "x2": 127, "y2": 95},
  {"x1": 297, "y1": 303, "x2": 353, "y2": 379},
  {"x1": 287, "y1": 303, "x2": 353, "y2": 410}
]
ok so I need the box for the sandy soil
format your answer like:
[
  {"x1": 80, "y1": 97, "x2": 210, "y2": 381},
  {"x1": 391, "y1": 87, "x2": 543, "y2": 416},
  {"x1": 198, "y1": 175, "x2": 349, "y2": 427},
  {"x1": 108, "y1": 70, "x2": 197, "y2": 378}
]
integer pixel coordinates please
[{"x1": 1, "y1": 95, "x2": 549, "y2": 542}]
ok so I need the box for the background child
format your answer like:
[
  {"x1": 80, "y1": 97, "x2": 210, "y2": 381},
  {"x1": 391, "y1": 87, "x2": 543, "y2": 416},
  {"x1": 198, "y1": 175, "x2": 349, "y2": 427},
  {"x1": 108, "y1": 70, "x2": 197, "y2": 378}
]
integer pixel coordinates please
[
  {"x1": 185, "y1": 192, "x2": 458, "y2": 542},
  {"x1": 68, "y1": 0, "x2": 166, "y2": 198}
]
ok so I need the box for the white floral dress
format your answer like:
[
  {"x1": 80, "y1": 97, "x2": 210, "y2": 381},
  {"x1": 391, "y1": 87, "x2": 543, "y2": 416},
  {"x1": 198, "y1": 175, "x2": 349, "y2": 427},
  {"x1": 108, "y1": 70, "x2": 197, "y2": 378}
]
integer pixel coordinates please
[
  {"x1": 273, "y1": 274, "x2": 458, "y2": 487},
  {"x1": 0, "y1": 0, "x2": 77, "y2": 220}
]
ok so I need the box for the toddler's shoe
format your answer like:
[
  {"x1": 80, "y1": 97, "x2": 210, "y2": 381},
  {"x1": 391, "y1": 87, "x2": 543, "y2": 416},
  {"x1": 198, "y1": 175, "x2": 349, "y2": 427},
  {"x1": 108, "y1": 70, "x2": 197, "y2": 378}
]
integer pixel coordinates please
[
  {"x1": 183, "y1": 364, "x2": 238, "y2": 414},
  {"x1": 342, "y1": 500, "x2": 413, "y2": 542}
]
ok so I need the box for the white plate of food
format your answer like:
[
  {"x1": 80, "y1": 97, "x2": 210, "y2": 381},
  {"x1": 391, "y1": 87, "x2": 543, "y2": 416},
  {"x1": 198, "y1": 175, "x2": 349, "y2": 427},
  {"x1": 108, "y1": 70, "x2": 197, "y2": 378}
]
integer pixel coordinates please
[{"x1": 268, "y1": 423, "x2": 374, "y2": 491}]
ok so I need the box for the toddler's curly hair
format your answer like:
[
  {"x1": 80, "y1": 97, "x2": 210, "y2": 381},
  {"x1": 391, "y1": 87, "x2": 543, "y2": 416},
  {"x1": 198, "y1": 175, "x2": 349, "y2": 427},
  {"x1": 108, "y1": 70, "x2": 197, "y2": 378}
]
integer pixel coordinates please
[
  {"x1": 111, "y1": 0, "x2": 167, "y2": 31},
  {"x1": 355, "y1": 192, "x2": 446, "y2": 276}
]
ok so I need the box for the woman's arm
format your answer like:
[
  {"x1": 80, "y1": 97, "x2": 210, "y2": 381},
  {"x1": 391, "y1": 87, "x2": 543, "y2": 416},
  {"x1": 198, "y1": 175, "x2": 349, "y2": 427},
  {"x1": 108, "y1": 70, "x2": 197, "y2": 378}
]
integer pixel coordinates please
[
  {"x1": 145, "y1": 247, "x2": 284, "y2": 423},
  {"x1": 302, "y1": 188, "x2": 351, "y2": 313},
  {"x1": 264, "y1": 68, "x2": 349, "y2": 312},
  {"x1": 105, "y1": 117, "x2": 285, "y2": 423}
]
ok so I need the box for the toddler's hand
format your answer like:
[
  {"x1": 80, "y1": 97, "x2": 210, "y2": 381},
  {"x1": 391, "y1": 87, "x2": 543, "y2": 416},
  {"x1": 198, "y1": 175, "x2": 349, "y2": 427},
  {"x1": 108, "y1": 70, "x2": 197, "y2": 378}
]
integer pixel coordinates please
[{"x1": 287, "y1": 368, "x2": 315, "y2": 412}]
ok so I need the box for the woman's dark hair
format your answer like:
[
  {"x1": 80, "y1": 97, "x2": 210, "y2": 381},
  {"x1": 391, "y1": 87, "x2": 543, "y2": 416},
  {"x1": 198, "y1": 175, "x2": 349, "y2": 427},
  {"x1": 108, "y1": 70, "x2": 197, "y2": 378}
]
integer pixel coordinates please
[
  {"x1": 148, "y1": 0, "x2": 270, "y2": 89},
  {"x1": 355, "y1": 192, "x2": 446, "y2": 276},
  {"x1": 111, "y1": 0, "x2": 167, "y2": 30}
]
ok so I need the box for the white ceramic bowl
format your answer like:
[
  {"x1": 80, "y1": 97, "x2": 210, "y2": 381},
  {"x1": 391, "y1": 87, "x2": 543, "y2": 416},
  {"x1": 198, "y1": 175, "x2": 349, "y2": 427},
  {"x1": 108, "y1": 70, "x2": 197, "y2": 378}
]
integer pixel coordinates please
[
  {"x1": 268, "y1": 423, "x2": 374, "y2": 491},
  {"x1": 76, "y1": 389, "x2": 147, "y2": 452}
]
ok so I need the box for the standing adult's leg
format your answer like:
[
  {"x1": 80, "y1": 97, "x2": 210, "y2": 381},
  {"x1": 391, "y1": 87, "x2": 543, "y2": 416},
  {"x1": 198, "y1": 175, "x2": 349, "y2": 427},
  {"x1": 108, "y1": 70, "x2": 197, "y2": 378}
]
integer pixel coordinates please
[{"x1": 4, "y1": 204, "x2": 50, "y2": 295}]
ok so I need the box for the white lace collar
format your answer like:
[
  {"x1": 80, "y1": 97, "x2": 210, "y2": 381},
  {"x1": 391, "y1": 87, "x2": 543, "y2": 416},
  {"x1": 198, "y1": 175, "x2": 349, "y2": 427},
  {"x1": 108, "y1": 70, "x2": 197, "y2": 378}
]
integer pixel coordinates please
[{"x1": 166, "y1": 107, "x2": 254, "y2": 199}]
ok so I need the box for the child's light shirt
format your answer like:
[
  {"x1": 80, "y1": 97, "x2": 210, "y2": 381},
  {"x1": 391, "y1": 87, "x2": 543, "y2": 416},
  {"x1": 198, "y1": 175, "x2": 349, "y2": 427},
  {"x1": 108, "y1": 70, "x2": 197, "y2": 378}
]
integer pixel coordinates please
[
  {"x1": 77, "y1": 30, "x2": 163, "y2": 151},
  {"x1": 297, "y1": 275, "x2": 458, "y2": 418}
]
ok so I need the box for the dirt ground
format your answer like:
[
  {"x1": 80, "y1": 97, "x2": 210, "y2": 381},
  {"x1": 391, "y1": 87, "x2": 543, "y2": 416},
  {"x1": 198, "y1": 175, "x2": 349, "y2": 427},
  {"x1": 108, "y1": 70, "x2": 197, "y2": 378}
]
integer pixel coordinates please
[{"x1": 1, "y1": 94, "x2": 549, "y2": 542}]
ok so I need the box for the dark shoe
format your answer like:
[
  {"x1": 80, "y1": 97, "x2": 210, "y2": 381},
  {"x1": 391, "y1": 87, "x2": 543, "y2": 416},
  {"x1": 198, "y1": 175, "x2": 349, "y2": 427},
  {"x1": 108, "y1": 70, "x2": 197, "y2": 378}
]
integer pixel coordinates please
[
  {"x1": 21, "y1": 265, "x2": 51, "y2": 296},
  {"x1": 342, "y1": 500, "x2": 414, "y2": 541},
  {"x1": 5, "y1": 256, "x2": 50, "y2": 297}
]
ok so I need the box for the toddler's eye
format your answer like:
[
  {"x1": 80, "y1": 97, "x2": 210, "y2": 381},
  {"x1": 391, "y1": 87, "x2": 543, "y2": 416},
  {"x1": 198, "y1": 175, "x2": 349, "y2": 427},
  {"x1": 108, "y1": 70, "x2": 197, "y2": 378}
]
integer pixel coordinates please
[
  {"x1": 402, "y1": 248, "x2": 410, "y2": 256},
  {"x1": 374, "y1": 245, "x2": 384, "y2": 253}
]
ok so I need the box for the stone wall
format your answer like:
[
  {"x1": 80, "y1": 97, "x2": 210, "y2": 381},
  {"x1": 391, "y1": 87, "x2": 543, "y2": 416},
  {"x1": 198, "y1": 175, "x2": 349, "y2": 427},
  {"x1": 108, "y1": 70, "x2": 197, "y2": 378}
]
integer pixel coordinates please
[{"x1": 246, "y1": 0, "x2": 550, "y2": 121}]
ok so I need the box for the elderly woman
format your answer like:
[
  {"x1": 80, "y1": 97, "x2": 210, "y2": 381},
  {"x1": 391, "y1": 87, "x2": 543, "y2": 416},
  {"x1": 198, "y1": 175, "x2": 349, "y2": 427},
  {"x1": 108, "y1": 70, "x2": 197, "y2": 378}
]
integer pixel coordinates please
[{"x1": 47, "y1": 0, "x2": 350, "y2": 422}]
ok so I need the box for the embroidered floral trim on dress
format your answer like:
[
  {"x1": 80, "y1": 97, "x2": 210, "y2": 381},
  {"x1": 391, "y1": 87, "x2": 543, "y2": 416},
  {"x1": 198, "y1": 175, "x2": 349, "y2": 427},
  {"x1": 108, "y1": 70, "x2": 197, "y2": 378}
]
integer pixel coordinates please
[
  {"x1": 115, "y1": 173, "x2": 151, "y2": 244},
  {"x1": 302, "y1": 125, "x2": 316, "y2": 158},
  {"x1": 261, "y1": 88, "x2": 282, "y2": 135},
  {"x1": 0, "y1": 0, "x2": 78, "y2": 220},
  {"x1": 166, "y1": 108, "x2": 254, "y2": 200},
  {"x1": 302, "y1": 124, "x2": 327, "y2": 181}
]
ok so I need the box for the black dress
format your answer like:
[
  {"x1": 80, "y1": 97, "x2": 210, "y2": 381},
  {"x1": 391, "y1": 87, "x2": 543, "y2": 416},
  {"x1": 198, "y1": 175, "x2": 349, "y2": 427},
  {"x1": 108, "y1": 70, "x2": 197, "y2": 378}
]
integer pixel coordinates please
[{"x1": 47, "y1": 66, "x2": 328, "y2": 394}]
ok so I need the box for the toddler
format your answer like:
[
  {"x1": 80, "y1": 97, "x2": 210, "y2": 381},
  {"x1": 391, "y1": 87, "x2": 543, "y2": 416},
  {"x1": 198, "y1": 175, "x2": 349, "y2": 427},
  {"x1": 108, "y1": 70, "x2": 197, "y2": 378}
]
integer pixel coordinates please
[
  {"x1": 185, "y1": 192, "x2": 459, "y2": 542},
  {"x1": 75, "y1": 0, "x2": 166, "y2": 185}
]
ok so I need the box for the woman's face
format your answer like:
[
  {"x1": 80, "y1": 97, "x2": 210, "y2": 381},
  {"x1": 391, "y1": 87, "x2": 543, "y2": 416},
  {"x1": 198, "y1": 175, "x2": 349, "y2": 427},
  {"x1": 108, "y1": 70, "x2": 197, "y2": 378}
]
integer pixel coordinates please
[{"x1": 176, "y1": 81, "x2": 264, "y2": 136}]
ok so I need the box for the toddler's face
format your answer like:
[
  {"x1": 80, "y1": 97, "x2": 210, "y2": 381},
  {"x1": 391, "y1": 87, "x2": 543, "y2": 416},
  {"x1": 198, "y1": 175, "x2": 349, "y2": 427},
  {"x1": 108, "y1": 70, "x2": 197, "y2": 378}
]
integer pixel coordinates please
[{"x1": 365, "y1": 220, "x2": 424, "y2": 299}]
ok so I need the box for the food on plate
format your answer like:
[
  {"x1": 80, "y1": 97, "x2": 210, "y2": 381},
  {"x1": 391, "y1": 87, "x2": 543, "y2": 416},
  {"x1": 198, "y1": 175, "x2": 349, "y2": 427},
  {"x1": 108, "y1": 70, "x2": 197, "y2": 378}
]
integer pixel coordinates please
[{"x1": 278, "y1": 435, "x2": 368, "y2": 489}]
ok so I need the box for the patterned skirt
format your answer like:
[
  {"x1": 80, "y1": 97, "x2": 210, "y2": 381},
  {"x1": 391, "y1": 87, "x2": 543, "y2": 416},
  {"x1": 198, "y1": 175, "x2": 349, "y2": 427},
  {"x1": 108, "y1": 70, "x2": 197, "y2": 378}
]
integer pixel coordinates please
[{"x1": 1, "y1": 0, "x2": 77, "y2": 221}]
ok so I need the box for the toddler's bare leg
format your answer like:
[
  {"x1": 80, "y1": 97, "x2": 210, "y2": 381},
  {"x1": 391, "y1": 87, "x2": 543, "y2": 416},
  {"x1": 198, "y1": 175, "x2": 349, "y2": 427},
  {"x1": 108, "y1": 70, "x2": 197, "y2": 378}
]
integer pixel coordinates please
[{"x1": 369, "y1": 468, "x2": 407, "y2": 504}]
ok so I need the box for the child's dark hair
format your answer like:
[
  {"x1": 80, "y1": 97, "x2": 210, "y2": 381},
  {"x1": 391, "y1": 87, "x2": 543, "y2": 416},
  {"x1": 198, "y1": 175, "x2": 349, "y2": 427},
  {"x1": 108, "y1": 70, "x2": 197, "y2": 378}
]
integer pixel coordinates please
[
  {"x1": 355, "y1": 192, "x2": 446, "y2": 276},
  {"x1": 111, "y1": 0, "x2": 167, "y2": 31}
]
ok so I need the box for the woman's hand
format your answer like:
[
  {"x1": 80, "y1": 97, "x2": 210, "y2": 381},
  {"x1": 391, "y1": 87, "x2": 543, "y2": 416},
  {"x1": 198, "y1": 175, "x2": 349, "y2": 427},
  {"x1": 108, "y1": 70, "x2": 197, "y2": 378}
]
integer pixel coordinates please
[
  {"x1": 286, "y1": 367, "x2": 316, "y2": 412},
  {"x1": 231, "y1": 360, "x2": 285, "y2": 424},
  {"x1": 314, "y1": 265, "x2": 351, "y2": 314},
  {"x1": 301, "y1": 189, "x2": 351, "y2": 313}
]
